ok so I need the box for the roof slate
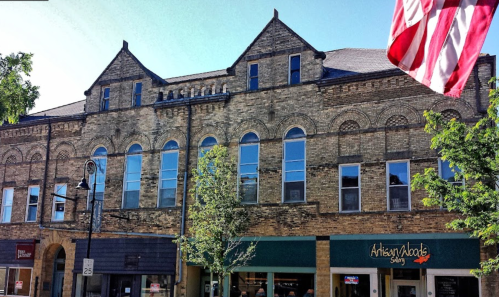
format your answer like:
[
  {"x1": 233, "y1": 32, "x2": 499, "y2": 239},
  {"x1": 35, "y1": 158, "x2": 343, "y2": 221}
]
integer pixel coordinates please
[
  {"x1": 165, "y1": 69, "x2": 228, "y2": 83},
  {"x1": 20, "y1": 100, "x2": 85, "y2": 122}
]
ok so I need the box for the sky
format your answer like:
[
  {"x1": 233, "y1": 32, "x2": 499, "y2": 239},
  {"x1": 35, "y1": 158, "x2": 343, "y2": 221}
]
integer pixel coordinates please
[{"x1": 1, "y1": 0, "x2": 498, "y2": 114}]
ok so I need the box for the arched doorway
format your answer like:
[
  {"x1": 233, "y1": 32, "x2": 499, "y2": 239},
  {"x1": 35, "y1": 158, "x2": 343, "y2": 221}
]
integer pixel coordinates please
[{"x1": 52, "y1": 248, "x2": 65, "y2": 297}]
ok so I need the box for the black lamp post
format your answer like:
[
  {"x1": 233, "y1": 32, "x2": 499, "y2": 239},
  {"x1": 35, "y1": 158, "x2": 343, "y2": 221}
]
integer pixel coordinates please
[{"x1": 76, "y1": 159, "x2": 97, "y2": 297}]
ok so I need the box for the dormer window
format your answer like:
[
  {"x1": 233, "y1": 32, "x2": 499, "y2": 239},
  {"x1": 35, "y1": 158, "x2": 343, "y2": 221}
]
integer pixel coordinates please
[
  {"x1": 133, "y1": 82, "x2": 142, "y2": 107},
  {"x1": 101, "y1": 87, "x2": 110, "y2": 111},
  {"x1": 289, "y1": 55, "x2": 301, "y2": 85},
  {"x1": 248, "y1": 63, "x2": 258, "y2": 91}
]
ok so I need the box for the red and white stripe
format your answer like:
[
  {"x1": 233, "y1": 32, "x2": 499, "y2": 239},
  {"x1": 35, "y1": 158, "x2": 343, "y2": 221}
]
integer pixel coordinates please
[{"x1": 387, "y1": 0, "x2": 499, "y2": 98}]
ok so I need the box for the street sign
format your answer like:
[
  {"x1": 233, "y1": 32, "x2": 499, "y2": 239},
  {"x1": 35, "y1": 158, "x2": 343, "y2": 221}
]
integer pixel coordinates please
[{"x1": 83, "y1": 258, "x2": 94, "y2": 276}]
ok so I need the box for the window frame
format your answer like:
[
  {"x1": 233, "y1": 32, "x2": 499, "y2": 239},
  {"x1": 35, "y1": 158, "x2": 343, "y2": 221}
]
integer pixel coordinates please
[
  {"x1": 1, "y1": 188, "x2": 14, "y2": 223},
  {"x1": 122, "y1": 144, "x2": 143, "y2": 209},
  {"x1": 25, "y1": 186, "x2": 40, "y2": 222},
  {"x1": 132, "y1": 81, "x2": 142, "y2": 107},
  {"x1": 101, "y1": 87, "x2": 110, "y2": 111},
  {"x1": 5, "y1": 267, "x2": 33, "y2": 297},
  {"x1": 339, "y1": 164, "x2": 361, "y2": 213},
  {"x1": 438, "y1": 158, "x2": 463, "y2": 187},
  {"x1": 386, "y1": 160, "x2": 411, "y2": 211},
  {"x1": 158, "y1": 141, "x2": 179, "y2": 208},
  {"x1": 288, "y1": 54, "x2": 301, "y2": 85},
  {"x1": 238, "y1": 132, "x2": 260, "y2": 204},
  {"x1": 88, "y1": 148, "x2": 107, "y2": 210},
  {"x1": 282, "y1": 127, "x2": 306, "y2": 203},
  {"x1": 248, "y1": 62, "x2": 259, "y2": 91},
  {"x1": 52, "y1": 184, "x2": 67, "y2": 221}
]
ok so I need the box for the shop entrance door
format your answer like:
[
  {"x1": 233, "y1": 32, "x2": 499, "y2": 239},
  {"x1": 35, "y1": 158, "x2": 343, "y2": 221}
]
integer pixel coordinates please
[
  {"x1": 392, "y1": 280, "x2": 420, "y2": 297},
  {"x1": 109, "y1": 275, "x2": 134, "y2": 297},
  {"x1": 52, "y1": 248, "x2": 65, "y2": 297}
]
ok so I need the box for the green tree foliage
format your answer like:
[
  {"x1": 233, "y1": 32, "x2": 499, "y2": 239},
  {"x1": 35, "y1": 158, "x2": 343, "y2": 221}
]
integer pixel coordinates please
[
  {"x1": 0, "y1": 52, "x2": 39, "y2": 124},
  {"x1": 176, "y1": 145, "x2": 256, "y2": 296},
  {"x1": 412, "y1": 78, "x2": 499, "y2": 276}
]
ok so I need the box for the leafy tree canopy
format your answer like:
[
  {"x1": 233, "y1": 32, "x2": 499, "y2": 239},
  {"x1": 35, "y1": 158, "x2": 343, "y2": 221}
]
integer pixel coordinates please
[
  {"x1": 412, "y1": 78, "x2": 499, "y2": 276},
  {"x1": 0, "y1": 52, "x2": 39, "y2": 124}
]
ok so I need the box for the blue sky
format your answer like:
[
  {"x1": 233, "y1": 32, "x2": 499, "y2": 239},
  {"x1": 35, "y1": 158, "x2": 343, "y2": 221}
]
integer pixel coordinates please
[{"x1": 1, "y1": 0, "x2": 498, "y2": 113}]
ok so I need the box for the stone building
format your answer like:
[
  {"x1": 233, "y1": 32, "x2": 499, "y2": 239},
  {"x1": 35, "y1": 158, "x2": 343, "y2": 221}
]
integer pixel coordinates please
[{"x1": 0, "y1": 11, "x2": 496, "y2": 297}]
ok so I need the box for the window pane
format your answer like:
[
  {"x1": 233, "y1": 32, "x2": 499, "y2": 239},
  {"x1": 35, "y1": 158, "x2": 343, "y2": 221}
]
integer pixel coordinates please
[
  {"x1": 240, "y1": 164, "x2": 258, "y2": 175},
  {"x1": 274, "y1": 272, "x2": 314, "y2": 297},
  {"x1": 94, "y1": 147, "x2": 107, "y2": 156},
  {"x1": 341, "y1": 188, "x2": 359, "y2": 211},
  {"x1": 163, "y1": 140, "x2": 179, "y2": 150},
  {"x1": 124, "y1": 191, "x2": 140, "y2": 208},
  {"x1": 241, "y1": 183, "x2": 257, "y2": 203},
  {"x1": 126, "y1": 172, "x2": 141, "y2": 182},
  {"x1": 126, "y1": 181, "x2": 141, "y2": 191},
  {"x1": 201, "y1": 137, "x2": 217, "y2": 147},
  {"x1": 54, "y1": 209, "x2": 64, "y2": 221},
  {"x1": 135, "y1": 82, "x2": 142, "y2": 94},
  {"x1": 161, "y1": 170, "x2": 177, "y2": 179},
  {"x1": 249, "y1": 78, "x2": 258, "y2": 90},
  {"x1": 240, "y1": 145, "x2": 258, "y2": 164},
  {"x1": 285, "y1": 160, "x2": 305, "y2": 172},
  {"x1": 231, "y1": 272, "x2": 267, "y2": 297},
  {"x1": 103, "y1": 99, "x2": 109, "y2": 111},
  {"x1": 250, "y1": 64, "x2": 258, "y2": 76},
  {"x1": 2, "y1": 206, "x2": 12, "y2": 222},
  {"x1": 162, "y1": 152, "x2": 179, "y2": 170},
  {"x1": 389, "y1": 162, "x2": 408, "y2": 185},
  {"x1": 284, "y1": 181, "x2": 304, "y2": 202},
  {"x1": 128, "y1": 144, "x2": 143, "y2": 154},
  {"x1": 127, "y1": 155, "x2": 142, "y2": 171},
  {"x1": 135, "y1": 95, "x2": 141, "y2": 106},
  {"x1": 4, "y1": 189, "x2": 13, "y2": 205},
  {"x1": 104, "y1": 88, "x2": 110, "y2": 98},
  {"x1": 285, "y1": 171, "x2": 305, "y2": 182},
  {"x1": 159, "y1": 189, "x2": 176, "y2": 207},
  {"x1": 27, "y1": 206, "x2": 37, "y2": 221},
  {"x1": 285, "y1": 127, "x2": 305, "y2": 139},
  {"x1": 7, "y1": 268, "x2": 32, "y2": 296},
  {"x1": 290, "y1": 56, "x2": 300, "y2": 70},
  {"x1": 441, "y1": 159, "x2": 460, "y2": 182},
  {"x1": 290, "y1": 71, "x2": 300, "y2": 84},
  {"x1": 240, "y1": 132, "x2": 259, "y2": 144},
  {"x1": 55, "y1": 184, "x2": 67, "y2": 195},
  {"x1": 341, "y1": 165, "x2": 359, "y2": 188},
  {"x1": 161, "y1": 180, "x2": 177, "y2": 189},
  {"x1": 29, "y1": 189, "x2": 39, "y2": 204},
  {"x1": 285, "y1": 141, "x2": 305, "y2": 160},
  {"x1": 389, "y1": 186, "x2": 409, "y2": 210},
  {"x1": 141, "y1": 275, "x2": 171, "y2": 297},
  {"x1": 75, "y1": 274, "x2": 102, "y2": 297}
]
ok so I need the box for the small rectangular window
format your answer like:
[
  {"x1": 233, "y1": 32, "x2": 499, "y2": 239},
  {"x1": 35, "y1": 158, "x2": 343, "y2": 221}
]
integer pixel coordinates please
[
  {"x1": 439, "y1": 159, "x2": 463, "y2": 186},
  {"x1": 387, "y1": 161, "x2": 410, "y2": 211},
  {"x1": 53, "y1": 184, "x2": 67, "y2": 221},
  {"x1": 248, "y1": 63, "x2": 258, "y2": 90},
  {"x1": 289, "y1": 55, "x2": 301, "y2": 85},
  {"x1": 101, "y1": 87, "x2": 110, "y2": 111},
  {"x1": 159, "y1": 151, "x2": 179, "y2": 207},
  {"x1": 1, "y1": 188, "x2": 14, "y2": 223},
  {"x1": 340, "y1": 164, "x2": 360, "y2": 212},
  {"x1": 133, "y1": 82, "x2": 142, "y2": 107},
  {"x1": 26, "y1": 186, "x2": 39, "y2": 222}
]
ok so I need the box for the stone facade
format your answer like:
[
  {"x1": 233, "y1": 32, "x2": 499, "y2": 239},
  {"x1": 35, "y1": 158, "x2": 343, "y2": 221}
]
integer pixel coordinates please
[{"x1": 0, "y1": 12, "x2": 496, "y2": 297}]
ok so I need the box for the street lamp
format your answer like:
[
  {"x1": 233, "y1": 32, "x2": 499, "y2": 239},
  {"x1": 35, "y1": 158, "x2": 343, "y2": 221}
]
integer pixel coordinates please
[{"x1": 76, "y1": 159, "x2": 97, "y2": 297}]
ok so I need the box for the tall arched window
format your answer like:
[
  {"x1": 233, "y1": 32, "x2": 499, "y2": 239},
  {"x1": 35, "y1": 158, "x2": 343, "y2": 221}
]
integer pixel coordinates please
[
  {"x1": 239, "y1": 132, "x2": 259, "y2": 203},
  {"x1": 123, "y1": 144, "x2": 142, "y2": 209},
  {"x1": 89, "y1": 147, "x2": 107, "y2": 209},
  {"x1": 283, "y1": 127, "x2": 306, "y2": 202},
  {"x1": 199, "y1": 136, "x2": 218, "y2": 158},
  {"x1": 159, "y1": 140, "x2": 179, "y2": 207}
]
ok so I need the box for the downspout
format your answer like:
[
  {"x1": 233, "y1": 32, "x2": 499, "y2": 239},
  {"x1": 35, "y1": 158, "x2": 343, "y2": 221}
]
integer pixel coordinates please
[
  {"x1": 176, "y1": 103, "x2": 192, "y2": 285},
  {"x1": 39, "y1": 120, "x2": 52, "y2": 228}
]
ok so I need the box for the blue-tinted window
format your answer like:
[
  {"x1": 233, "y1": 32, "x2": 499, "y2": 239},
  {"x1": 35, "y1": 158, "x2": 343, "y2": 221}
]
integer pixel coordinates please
[
  {"x1": 26, "y1": 186, "x2": 39, "y2": 222},
  {"x1": 124, "y1": 144, "x2": 142, "y2": 209},
  {"x1": 249, "y1": 64, "x2": 258, "y2": 91},
  {"x1": 53, "y1": 184, "x2": 67, "y2": 221},
  {"x1": 133, "y1": 82, "x2": 142, "y2": 107},
  {"x1": 102, "y1": 87, "x2": 110, "y2": 111},
  {"x1": 290, "y1": 55, "x2": 300, "y2": 85},
  {"x1": 159, "y1": 140, "x2": 179, "y2": 207},
  {"x1": 387, "y1": 161, "x2": 410, "y2": 211},
  {"x1": 93, "y1": 147, "x2": 107, "y2": 156},
  {"x1": 239, "y1": 133, "x2": 259, "y2": 203},
  {"x1": 284, "y1": 128, "x2": 306, "y2": 202},
  {"x1": 200, "y1": 137, "x2": 217, "y2": 148},
  {"x1": 1, "y1": 189, "x2": 13, "y2": 223},
  {"x1": 89, "y1": 147, "x2": 107, "y2": 208},
  {"x1": 340, "y1": 165, "x2": 360, "y2": 212},
  {"x1": 439, "y1": 159, "x2": 462, "y2": 185}
]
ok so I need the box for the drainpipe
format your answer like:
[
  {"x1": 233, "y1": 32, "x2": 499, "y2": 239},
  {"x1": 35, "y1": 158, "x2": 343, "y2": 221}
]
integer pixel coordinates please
[
  {"x1": 176, "y1": 103, "x2": 192, "y2": 285},
  {"x1": 39, "y1": 120, "x2": 52, "y2": 228}
]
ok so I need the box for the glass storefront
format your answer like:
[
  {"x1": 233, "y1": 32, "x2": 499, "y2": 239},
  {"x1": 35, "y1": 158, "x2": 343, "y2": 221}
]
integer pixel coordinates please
[
  {"x1": 75, "y1": 274, "x2": 103, "y2": 297},
  {"x1": 2, "y1": 268, "x2": 32, "y2": 297},
  {"x1": 141, "y1": 275, "x2": 172, "y2": 297},
  {"x1": 332, "y1": 274, "x2": 370, "y2": 297},
  {"x1": 273, "y1": 273, "x2": 314, "y2": 297},
  {"x1": 230, "y1": 272, "x2": 267, "y2": 297},
  {"x1": 434, "y1": 276, "x2": 479, "y2": 297}
]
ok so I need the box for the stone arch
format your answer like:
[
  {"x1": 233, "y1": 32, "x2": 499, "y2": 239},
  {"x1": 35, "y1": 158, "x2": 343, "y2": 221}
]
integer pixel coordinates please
[
  {"x1": 275, "y1": 113, "x2": 317, "y2": 139},
  {"x1": 86, "y1": 135, "x2": 115, "y2": 155},
  {"x1": 192, "y1": 124, "x2": 228, "y2": 146},
  {"x1": 231, "y1": 118, "x2": 271, "y2": 143},
  {"x1": 40, "y1": 232, "x2": 74, "y2": 297},
  {"x1": 1, "y1": 147, "x2": 23, "y2": 164},
  {"x1": 118, "y1": 132, "x2": 152, "y2": 152},
  {"x1": 53, "y1": 141, "x2": 77, "y2": 158},
  {"x1": 329, "y1": 109, "x2": 371, "y2": 132},
  {"x1": 430, "y1": 98, "x2": 474, "y2": 119},
  {"x1": 26, "y1": 144, "x2": 46, "y2": 162},
  {"x1": 153, "y1": 128, "x2": 187, "y2": 150},
  {"x1": 376, "y1": 104, "x2": 421, "y2": 127}
]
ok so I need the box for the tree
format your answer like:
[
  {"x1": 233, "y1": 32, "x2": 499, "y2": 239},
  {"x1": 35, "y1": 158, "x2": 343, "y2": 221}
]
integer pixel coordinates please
[
  {"x1": 0, "y1": 52, "x2": 39, "y2": 124},
  {"x1": 176, "y1": 145, "x2": 256, "y2": 296},
  {"x1": 412, "y1": 78, "x2": 499, "y2": 276}
]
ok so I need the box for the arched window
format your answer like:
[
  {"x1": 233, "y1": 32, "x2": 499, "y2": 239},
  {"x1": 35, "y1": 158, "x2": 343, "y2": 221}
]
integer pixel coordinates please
[
  {"x1": 199, "y1": 136, "x2": 218, "y2": 158},
  {"x1": 283, "y1": 127, "x2": 306, "y2": 202},
  {"x1": 159, "y1": 140, "x2": 179, "y2": 207},
  {"x1": 89, "y1": 147, "x2": 107, "y2": 209},
  {"x1": 123, "y1": 144, "x2": 142, "y2": 209},
  {"x1": 239, "y1": 132, "x2": 259, "y2": 203}
]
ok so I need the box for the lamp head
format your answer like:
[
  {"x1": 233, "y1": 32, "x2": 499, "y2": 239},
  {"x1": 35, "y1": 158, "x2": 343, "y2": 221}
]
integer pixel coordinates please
[{"x1": 76, "y1": 177, "x2": 90, "y2": 191}]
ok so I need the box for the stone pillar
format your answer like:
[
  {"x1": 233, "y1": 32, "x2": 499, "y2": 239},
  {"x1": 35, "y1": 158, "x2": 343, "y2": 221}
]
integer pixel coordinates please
[{"x1": 316, "y1": 239, "x2": 330, "y2": 297}]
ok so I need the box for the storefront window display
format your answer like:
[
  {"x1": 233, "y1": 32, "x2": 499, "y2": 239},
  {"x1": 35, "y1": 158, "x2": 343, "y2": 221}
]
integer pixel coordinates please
[
  {"x1": 75, "y1": 274, "x2": 103, "y2": 297},
  {"x1": 6, "y1": 268, "x2": 32, "y2": 296},
  {"x1": 273, "y1": 273, "x2": 313, "y2": 297},
  {"x1": 332, "y1": 274, "x2": 370, "y2": 297},
  {"x1": 230, "y1": 272, "x2": 267, "y2": 297},
  {"x1": 141, "y1": 275, "x2": 171, "y2": 297},
  {"x1": 434, "y1": 276, "x2": 479, "y2": 297}
]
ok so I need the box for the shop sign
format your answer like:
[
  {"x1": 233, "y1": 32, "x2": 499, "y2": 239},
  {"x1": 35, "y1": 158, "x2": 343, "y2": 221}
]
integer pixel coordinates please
[
  {"x1": 344, "y1": 276, "x2": 359, "y2": 284},
  {"x1": 15, "y1": 281, "x2": 22, "y2": 289},
  {"x1": 150, "y1": 283, "x2": 160, "y2": 293},
  {"x1": 370, "y1": 242, "x2": 430, "y2": 266},
  {"x1": 15, "y1": 242, "x2": 35, "y2": 260}
]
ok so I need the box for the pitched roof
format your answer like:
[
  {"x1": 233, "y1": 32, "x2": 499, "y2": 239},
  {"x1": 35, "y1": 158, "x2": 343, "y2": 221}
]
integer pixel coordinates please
[
  {"x1": 165, "y1": 69, "x2": 228, "y2": 83},
  {"x1": 322, "y1": 48, "x2": 400, "y2": 80},
  {"x1": 20, "y1": 100, "x2": 85, "y2": 122}
]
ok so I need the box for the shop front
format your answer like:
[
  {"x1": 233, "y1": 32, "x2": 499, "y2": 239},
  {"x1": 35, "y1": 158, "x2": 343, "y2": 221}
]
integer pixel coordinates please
[
  {"x1": 73, "y1": 237, "x2": 176, "y2": 297},
  {"x1": 330, "y1": 233, "x2": 480, "y2": 297},
  {"x1": 0, "y1": 240, "x2": 36, "y2": 297}
]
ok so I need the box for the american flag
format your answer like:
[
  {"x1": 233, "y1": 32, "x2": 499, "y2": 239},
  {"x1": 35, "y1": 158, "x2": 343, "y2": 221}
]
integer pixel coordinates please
[{"x1": 387, "y1": 0, "x2": 499, "y2": 98}]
